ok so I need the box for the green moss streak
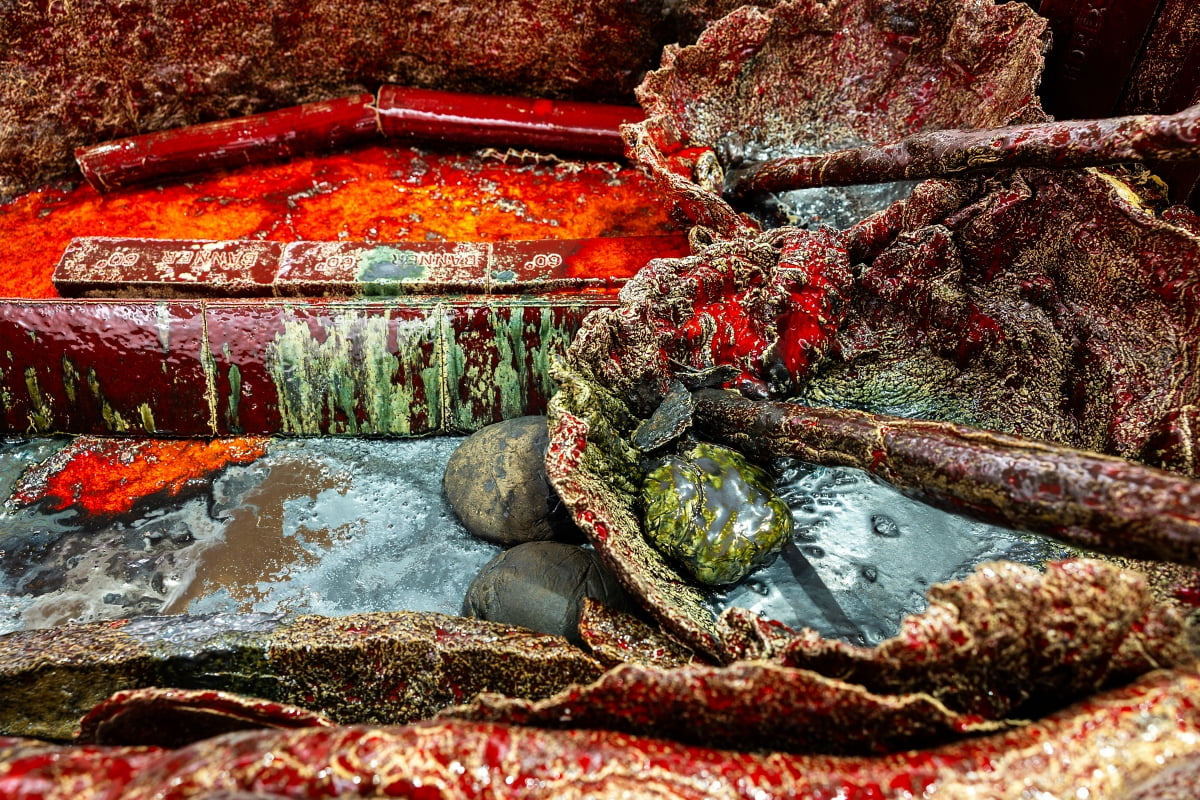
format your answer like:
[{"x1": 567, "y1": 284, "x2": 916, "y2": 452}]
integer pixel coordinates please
[
  {"x1": 489, "y1": 308, "x2": 528, "y2": 423},
  {"x1": 225, "y1": 350, "x2": 242, "y2": 433},
  {"x1": 266, "y1": 308, "x2": 436, "y2": 435},
  {"x1": 138, "y1": 402, "x2": 156, "y2": 432},
  {"x1": 61, "y1": 356, "x2": 79, "y2": 405},
  {"x1": 23, "y1": 367, "x2": 52, "y2": 434}
]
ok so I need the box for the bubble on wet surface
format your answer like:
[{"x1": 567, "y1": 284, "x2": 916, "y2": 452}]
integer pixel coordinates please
[{"x1": 871, "y1": 515, "x2": 902, "y2": 538}]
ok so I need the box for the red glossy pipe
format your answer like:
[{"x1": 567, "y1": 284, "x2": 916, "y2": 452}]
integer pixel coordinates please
[
  {"x1": 74, "y1": 87, "x2": 644, "y2": 192},
  {"x1": 75, "y1": 94, "x2": 380, "y2": 192},
  {"x1": 374, "y1": 85, "x2": 638, "y2": 156}
]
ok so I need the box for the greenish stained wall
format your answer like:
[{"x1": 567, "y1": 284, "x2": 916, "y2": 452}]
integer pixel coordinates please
[
  {"x1": 266, "y1": 310, "x2": 440, "y2": 435},
  {"x1": 262, "y1": 301, "x2": 592, "y2": 436}
]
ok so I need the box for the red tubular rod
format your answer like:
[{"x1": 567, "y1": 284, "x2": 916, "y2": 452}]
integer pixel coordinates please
[
  {"x1": 692, "y1": 389, "x2": 1200, "y2": 569},
  {"x1": 374, "y1": 85, "x2": 640, "y2": 157},
  {"x1": 74, "y1": 87, "x2": 644, "y2": 192},
  {"x1": 75, "y1": 94, "x2": 380, "y2": 191}
]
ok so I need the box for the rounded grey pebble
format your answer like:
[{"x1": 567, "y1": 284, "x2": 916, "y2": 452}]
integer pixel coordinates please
[
  {"x1": 443, "y1": 416, "x2": 579, "y2": 546},
  {"x1": 462, "y1": 541, "x2": 632, "y2": 644}
]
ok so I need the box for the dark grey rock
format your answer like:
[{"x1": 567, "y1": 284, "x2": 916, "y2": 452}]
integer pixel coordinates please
[
  {"x1": 462, "y1": 542, "x2": 631, "y2": 644},
  {"x1": 443, "y1": 416, "x2": 578, "y2": 545}
]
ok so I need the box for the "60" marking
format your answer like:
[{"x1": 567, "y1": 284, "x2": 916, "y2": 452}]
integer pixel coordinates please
[{"x1": 523, "y1": 252, "x2": 563, "y2": 270}]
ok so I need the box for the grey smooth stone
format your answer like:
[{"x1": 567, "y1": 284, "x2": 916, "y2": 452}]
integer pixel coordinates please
[
  {"x1": 443, "y1": 415, "x2": 578, "y2": 545},
  {"x1": 462, "y1": 541, "x2": 631, "y2": 644}
]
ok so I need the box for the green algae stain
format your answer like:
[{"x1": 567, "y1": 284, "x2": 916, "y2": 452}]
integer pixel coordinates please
[
  {"x1": 85, "y1": 366, "x2": 130, "y2": 433},
  {"x1": 355, "y1": 246, "x2": 431, "y2": 297},
  {"x1": 226, "y1": 359, "x2": 243, "y2": 434},
  {"x1": 138, "y1": 402, "x2": 156, "y2": 433},
  {"x1": 61, "y1": 356, "x2": 79, "y2": 405},
  {"x1": 489, "y1": 307, "x2": 529, "y2": 422},
  {"x1": 23, "y1": 367, "x2": 52, "y2": 434},
  {"x1": 265, "y1": 308, "x2": 439, "y2": 435},
  {"x1": 200, "y1": 320, "x2": 219, "y2": 435},
  {"x1": 443, "y1": 302, "x2": 583, "y2": 432},
  {"x1": 259, "y1": 301, "x2": 589, "y2": 436},
  {"x1": 530, "y1": 305, "x2": 580, "y2": 406}
]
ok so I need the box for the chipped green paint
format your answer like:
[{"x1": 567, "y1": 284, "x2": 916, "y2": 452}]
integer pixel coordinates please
[
  {"x1": 137, "y1": 402, "x2": 156, "y2": 432},
  {"x1": 441, "y1": 310, "x2": 469, "y2": 432},
  {"x1": 265, "y1": 307, "x2": 438, "y2": 435},
  {"x1": 226, "y1": 359, "x2": 243, "y2": 433},
  {"x1": 530, "y1": 304, "x2": 581, "y2": 409},
  {"x1": 86, "y1": 365, "x2": 130, "y2": 433},
  {"x1": 61, "y1": 355, "x2": 79, "y2": 405},
  {"x1": 489, "y1": 307, "x2": 530, "y2": 423},
  {"x1": 442, "y1": 301, "x2": 585, "y2": 433},
  {"x1": 421, "y1": 361, "x2": 445, "y2": 435},
  {"x1": 22, "y1": 367, "x2": 52, "y2": 433},
  {"x1": 0, "y1": 298, "x2": 611, "y2": 436}
]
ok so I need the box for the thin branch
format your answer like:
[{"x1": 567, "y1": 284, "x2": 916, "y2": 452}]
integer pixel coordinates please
[{"x1": 726, "y1": 104, "x2": 1200, "y2": 199}]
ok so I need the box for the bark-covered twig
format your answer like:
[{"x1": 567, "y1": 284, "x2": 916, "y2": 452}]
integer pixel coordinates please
[
  {"x1": 725, "y1": 104, "x2": 1200, "y2": 199},
  {"x1": 692, "y1": 389, "x2": 1200, "y2": 567}
]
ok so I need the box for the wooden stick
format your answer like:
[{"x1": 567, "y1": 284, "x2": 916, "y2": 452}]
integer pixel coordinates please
[
  {"x1": 726, "y1": 104, "x2": 1200, "y2": 199},
  {"x1": 692, "y1": 389, "x2": 1200, "y2": 567}
]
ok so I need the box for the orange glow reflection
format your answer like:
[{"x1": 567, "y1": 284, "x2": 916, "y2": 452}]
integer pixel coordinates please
[{"x1": 0, "y1": 144, "x2": 680, "y2": 299}]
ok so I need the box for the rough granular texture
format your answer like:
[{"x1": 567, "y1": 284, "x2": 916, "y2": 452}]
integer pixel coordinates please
[
  {"x1": 266, "y1": 612, "x2": 603, "y2": 725},
  {"x1": 570, "y1": 169, "x2": 1200, "y2": 475},
  {"x1": 625, "y1": 0, "x2": 1050, "y2": 236},
  {"x1": 441, "y1": 659, "x2": 1006, "y2": 755},
  {"x1": 1, "y1": 0, "x2": 676, "y2": 201},
  {"x1": 775, "y1": 560, "x2": 1191, "y2": 720},
  {"x1": 0, "y1": 610, "x2": 601, "y2": 740},
  {"x1": 5, "y1": 669, "x2": 1200, "y2": 798},
  {"x1": 576, "y1": 598, "x2": 696, "y2": 668},
  {"x1": 819, "y1": 168, "x2": 1200, "y2": 469},
  {"x1": 567, "y1": 227, "x2": 852, "y2": 411}
]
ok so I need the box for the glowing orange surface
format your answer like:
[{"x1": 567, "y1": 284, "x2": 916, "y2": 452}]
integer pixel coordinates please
[
  {"x1": 0, "y1": 145, "x2": 681, "y2": 299},
  {"x1": 11, "y1": 437, "x2": 270, "y2": 516}
]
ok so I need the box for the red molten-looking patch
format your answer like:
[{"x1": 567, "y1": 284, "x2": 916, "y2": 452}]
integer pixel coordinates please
[
  {"x1": 10, "y1": 436, "x2": 269, "y2": 517},
  {"x1": 0, "y1": 144, "x2": 681, "y2": 300}
]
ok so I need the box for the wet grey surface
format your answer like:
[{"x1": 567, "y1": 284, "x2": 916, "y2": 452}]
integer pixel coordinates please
[
  {"x1": 0, "y1": 436, "x2": 1066, "y2": 642},
  {"x1": 714, "y1": 460, "x2": 1069, "y2": 645},
  {"x1": 716, "y1": 132, "x2": 919, "y2": 232},
  {"x1": 0, "y1": 437, "x2": 501, "y2": 635}
]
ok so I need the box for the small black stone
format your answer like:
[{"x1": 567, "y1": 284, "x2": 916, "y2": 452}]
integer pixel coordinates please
[{"x1": 461, "y1": 542, "x2": 631, "y2": 644}]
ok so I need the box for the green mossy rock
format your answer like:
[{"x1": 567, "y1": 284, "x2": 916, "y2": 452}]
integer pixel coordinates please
[{"x1": 641, "y1": 442, "x2": 793, "y2": 586}]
